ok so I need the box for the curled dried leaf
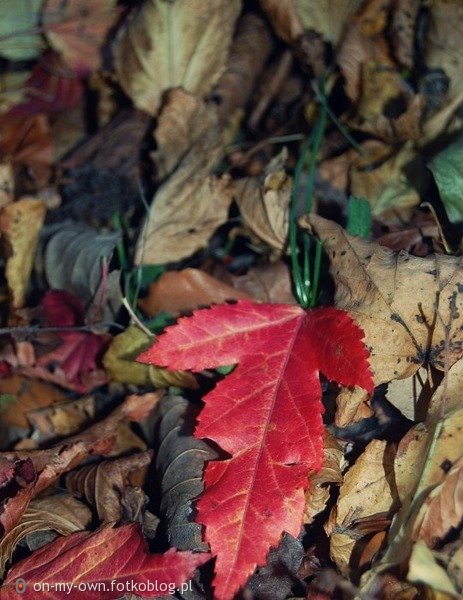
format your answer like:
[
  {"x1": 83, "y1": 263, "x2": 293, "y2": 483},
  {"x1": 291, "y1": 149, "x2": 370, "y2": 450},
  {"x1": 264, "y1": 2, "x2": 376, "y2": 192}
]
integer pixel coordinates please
[{"x1": 103, "y1": 325, "x2": 197, "y2": 389}]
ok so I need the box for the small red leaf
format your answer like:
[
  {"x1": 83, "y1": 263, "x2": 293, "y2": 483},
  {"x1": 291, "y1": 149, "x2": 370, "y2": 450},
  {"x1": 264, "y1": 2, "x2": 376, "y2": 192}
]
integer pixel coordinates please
[
  {"x1": 138, "y1": 299, "x2": 373, "y2": 599},
  {"x1": 1, "y1": 523, "x2": 209, "y2": 599}
]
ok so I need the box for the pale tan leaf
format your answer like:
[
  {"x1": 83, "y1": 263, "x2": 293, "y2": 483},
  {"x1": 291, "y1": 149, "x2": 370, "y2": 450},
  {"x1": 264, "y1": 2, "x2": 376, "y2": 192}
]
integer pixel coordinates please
[
  {"x1": 326, "y1": 440, "x2": 399, "y2": 576},
  {"x1": 136, "y1": 172, "x2": 233, "y2": 265},
  {"x1": 235, "y1": 150, "x2": 291, "y2": 253},
  {"x1": 260, "y1": 0, "x2": 365, "y2": 45},
  {"x1": 304, "y1": 431, "x2": 346, "y2": 524},
  {"x1": 0, "y1": 163, "x2": 13, "y2": 207},
  {"x1": 114, "y1": 0, "x2": 241, "y2": 115},
  {"x1": 359, "y1": 406, "x2": 463, "y2": 595},
  {"x1": 135, "y1": 91, "x2": 232, "y2": 265},
  {"x1": 0, "y1": 198, "x2": 47, "y2": 309},
  {"x1": 412, "y1": 457, "x2": 463, "y2": 547},
  {"x1": 408, "y1": 541, "x2": 459, "y2": 597},
  {"x1": 151, "y1": 89, "x2": 218, "y2": 180}
]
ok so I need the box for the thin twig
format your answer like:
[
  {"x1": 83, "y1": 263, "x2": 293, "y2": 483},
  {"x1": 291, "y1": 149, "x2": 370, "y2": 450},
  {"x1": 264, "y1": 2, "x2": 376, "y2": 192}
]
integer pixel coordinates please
[
  {"x1": 0, "y1": 323, "x2": 124, "y2": 337},
  {"x1": 122, "y1": 297, "x2": 153, "y2": 338}
]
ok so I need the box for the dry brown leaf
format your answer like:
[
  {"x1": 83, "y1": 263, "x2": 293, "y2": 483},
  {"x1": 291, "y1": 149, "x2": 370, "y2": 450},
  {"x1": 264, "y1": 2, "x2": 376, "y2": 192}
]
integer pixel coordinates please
[
  {"x1": 212, "y1": 12, "x2": 274, "y2": 126},
  {"x1": 303, "y1": 214, "x2": 463, "y2": 386},
  {"x1": 65, "y1": 451, "x2": 152, "y2": 522},
  {"x1": 0, "y1": 163, "x2": 14, "y2": 207},
  {"x1": 390, "y1": 0, "x2": 419, "y2": 69},
  {"x1": 103, "y1": 325, "x2": 197, "y2": 388},
  {"x1": 0, "y1": 115, "x2": 54, "y2": 188},
  {"x1": 350, "y1": 141, "x2": 420, "y2": 223},
  {"x1": 411, "y1": 456, "x2": 463, "y2": 547},
  {"x1": 0, "y1": 198, "x2": 47, "y2": 309},
  {"x1": 221, "y1": 261, "x2": 298, "y2": 305},
  {"x1": 138, "y1": 269, "x2": 250, "y2": 317},
  {"x1": 259, "y1": 0, "x2": 365, "y2": 46},
  {"x1": 235, "y1": 150, "x2": 291, "y2": 254},
  {"x1": 407, "y1": 541, "x2": 459, "y2": 598},
  {"x1": 135, "y1": 92, "x2": 232, "y2": 265},
  {"x1": 0, "y1": 375, "x2": 66, "y2": 432},
  {"x1": 151, "y1": 89, "x2": 218, "y2": 180},
  {"x1": 304, "y1": 431, "x2": 346, "y2": 525},
  {"x1": 359, "y1": 404, "x2": 463, "y2": 595},
  {"x1": 419, "y1": 0, "x2": 463, "y2": 142},
  {"x1": 326, "y1": 439, "x2": 399, "y2": 576},
  {"x1": 350, "y1": 62, "x2": 425, "y2": 143},
  {"x1": 385, "y1": 366, "x2": 429, "y2": 421},
  {"x1": 26, "y1": 395, "x2": 97, "y2": 446},
  {"x1": 337, "y1": 0, "x2": 393, "y2": 102},
  {"x1": 2, "y1": 391, "x2": 163, "y2": 497},
  {"x1": 114, "y1": 0, "x2": 241, "y2": 115},
  {"x1": 43, "y1": 0, "x2": 120, "y2": 76},
  {"x1": 0, "y1": 494, "x2": 92, "y2": 577},
  {"x1": 136, "y1": 173, "x2": 233, "y2": 265}
]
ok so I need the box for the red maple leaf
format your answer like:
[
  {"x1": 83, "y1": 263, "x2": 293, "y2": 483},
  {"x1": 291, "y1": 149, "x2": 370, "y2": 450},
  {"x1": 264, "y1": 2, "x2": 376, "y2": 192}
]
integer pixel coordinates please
[
  {"x1": 1, "y1": 523, "x2": 209, "y2": 599},
  {"x1": 138, "y1": 300, "x2": 373, "y2": 599}
]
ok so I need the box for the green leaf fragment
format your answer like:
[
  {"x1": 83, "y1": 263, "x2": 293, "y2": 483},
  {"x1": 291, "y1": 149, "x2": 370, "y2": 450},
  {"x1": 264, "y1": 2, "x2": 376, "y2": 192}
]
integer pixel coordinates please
[
  {"x1": 346, "y1": 197, "x2": 372, "y2": 239},
  {"x1": 429, "y1": 136, "x2": 463, "y2": 223}
]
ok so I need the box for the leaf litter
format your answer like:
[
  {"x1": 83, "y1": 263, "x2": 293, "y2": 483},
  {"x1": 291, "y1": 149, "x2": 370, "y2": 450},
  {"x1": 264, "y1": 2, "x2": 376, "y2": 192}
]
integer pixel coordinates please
[{"x1": 0, "y1": 1, "x2": 463, "y2": 599}]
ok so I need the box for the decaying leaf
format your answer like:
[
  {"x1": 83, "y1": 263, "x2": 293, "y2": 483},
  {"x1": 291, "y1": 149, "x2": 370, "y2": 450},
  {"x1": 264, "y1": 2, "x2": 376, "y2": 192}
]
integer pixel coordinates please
[
  {"x1": 303, "y1": 214, "x2": 463, "y2": 385},
  {"x1": 43, "y1": 0, "x2": 121, "y2": 76},
  {"x1": 36, "y1": 222, "x2": 121, "y2": 315},
  {"x1": 151, "y1": 89, "x2": 219, "y2": 180},
  {"x1": 0, "y1": 198, "x2": 47, "y2": 309},
  {"x1": 1, "y1": 392, "x2": 163, "y2": 509},
  {"x1": 425, "y1": 1, "x2": 463, "y2": 121},
  {"x1": 114, "y1": 0, "x2": 241, "y2": 115},
  {"x1": 26, "y1": 395, "x2": 97, "y2": 446},
  {"x1": 0, "y1": 116, "x2": 54, "y2": 189},
  {"x1": 138, "y1": 268, "x2": 250, "y2": 317},
  {"x1": 135, "y1": 89, "x2": 232, "y2": 267},
  {"x1": 0, "y1": 494, "x2": 92, "y2": 578},
  {"x1": 407, "y1": 541, "x2": 459, "y2": 598},
  {"x1": 260, "y1": 0, "x2": 365, "y2": 47},
  {"x1": 0, "y1": 375, "x2": 66, "y2": 436},
  {"x1": 212, "y1": 12, "x2": 274, "y2": 126},
  {"x1": 359, "y1": 395, "x2": 463, "y2": 595},
  {"x1": 156, "y1": 395, "x2": 218, "y2": 551},
  {"x1": 350, "y1": 141, "x2": 420, "y2": 221},
  {"x1": 103, "y1": 325, "x2": 197, "y2": 389},
  {"x1": 326, "y1": 440, "x2": 399, "y2": 576},
  {"x1": 221, "y1": 261, "x2": 297, "y2": 305},
  {"x1": 336, "y1": 0, "x2": 393, "y2": 103},
  {"x1": 235, "y1": 150, "x2": 291, "y2": 253},
  {"x1": 304, "y1": 430, "x2": 346, "y2": 525},
  {"x1": 411, "y1": 456, "x2": 463, "y2": 547},
  {"x1": 139, "y1": 300, "x2": 373, "y2": 598},
  {"x1": 13, "y1": 290, "x2": 111, "y2": 392},
  {"x1": 0, "y1": 457, "x2": 36, "y2": 539},
  {"x1": 390, "y1": 0, "x2": 419, "y2": 69},
  {"x1": 136, "y1": 171, "x2": 234, "y2": 266},
  {"x1": 1, "y1": 523, "x2": 210, "y2": 599},
  {"x1": 350, "y1": 62, "x2": 425, "y2": 143},
  {"x1": 65, "y1": 451, "x2": 152, "y2": 523}
]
